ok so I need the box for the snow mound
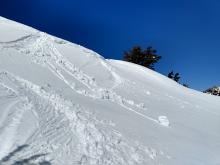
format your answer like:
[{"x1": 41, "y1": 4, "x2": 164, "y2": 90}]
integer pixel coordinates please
[
  {"x1": 0, "y1": 16, "x2": 220, "y2": 165},
  {"x1": 158, "y1": 116, "x2": 170, "y2": 127}
]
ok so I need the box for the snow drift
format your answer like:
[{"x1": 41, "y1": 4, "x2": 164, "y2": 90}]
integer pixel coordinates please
[{"x1": 0, "y1": 16, "x2": 220, "y2": 165}]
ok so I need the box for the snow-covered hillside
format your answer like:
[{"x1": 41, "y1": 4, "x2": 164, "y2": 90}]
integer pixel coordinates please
[{"x1": 0, "y1": 17, "x2": 220, "y2": 165}]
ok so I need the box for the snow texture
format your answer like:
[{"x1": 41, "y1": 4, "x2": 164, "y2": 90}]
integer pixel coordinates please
[{"x1": 0, "y1": 16, "x2": 220, "y2": 165}]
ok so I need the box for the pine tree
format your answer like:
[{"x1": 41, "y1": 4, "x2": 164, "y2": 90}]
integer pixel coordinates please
[
  {"x1": 168, "y1": 71, "x2": 181, "y2": 82},
  {"x1": 123, "y1": 46, "x2": 161, "y2": 70},
  {"x1": 174, "y1": 73, "x2": 180, "y2": 82},
  {"x1": 168, "y1": 71, "x2": 174, "y2": 79}
]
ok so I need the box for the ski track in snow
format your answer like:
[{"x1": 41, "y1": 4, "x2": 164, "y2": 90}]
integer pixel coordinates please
[
  {"x1": 0, "y1": 99, "x2": 19, "y2": 131},
  {"x1": 1, "y1": 17, "x2": 220, "y2": 165},
  {"x1": 0, "y1": 98, "x2": 29, "y2": 160},
  {"x1": 0, "y1": 22, "x2": 172, "y2": 164},
  {"x1": 0, "y1": 30, "x2": 171, "y2": 164},
  {"x1": 0, "y1": 23, "x2": 170, "y2": 165},
  {"x1": 0, "y1": 32, "x2": 163, "y2": 127},
  {"x1": 0, "y1": 71, "x2": 167, "y2": 164}
]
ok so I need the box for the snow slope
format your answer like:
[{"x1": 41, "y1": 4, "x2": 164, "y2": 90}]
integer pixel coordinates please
[{"x1": 0, "y1": 16, "x2": 220, "y2": 165}]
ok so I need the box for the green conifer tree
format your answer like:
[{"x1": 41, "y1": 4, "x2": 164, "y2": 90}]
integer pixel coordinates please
[{"x1": 124, "y1": 46, "x2": 161, "y2": 70}]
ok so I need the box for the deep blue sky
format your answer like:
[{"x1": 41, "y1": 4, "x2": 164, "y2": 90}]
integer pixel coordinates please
[{"x1": 0, "y1": 0, "x2": 220, "y2": 90}]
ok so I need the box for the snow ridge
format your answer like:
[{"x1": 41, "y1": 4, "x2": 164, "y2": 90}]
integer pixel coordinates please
[
  {"x1": 0, "y1": 32, "x2": 163, "y2": 126},
  {"x1": 1, "y1": 17, "x2": 220, "y2": 165}
]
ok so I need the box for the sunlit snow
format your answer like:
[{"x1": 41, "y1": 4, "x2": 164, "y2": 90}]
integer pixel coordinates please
[{"x1": 0, "y1": 17, "x2": 220, "y2": 165}]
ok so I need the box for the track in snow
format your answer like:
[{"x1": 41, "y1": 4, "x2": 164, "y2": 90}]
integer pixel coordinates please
[
  {"x1": 0, "y1": 32, "x2": 164, "y2": 127},
  {"x1": 0, "y1": 99, "x2": 28, "y2": 160},
  {"x1": 0, "y1": 72, "x2": 167, "y2": 164}
]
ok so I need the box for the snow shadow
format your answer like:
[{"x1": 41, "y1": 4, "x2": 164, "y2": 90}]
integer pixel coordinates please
[{"x1": 0, "y1": 144, "x2": 51, "y2": 165}]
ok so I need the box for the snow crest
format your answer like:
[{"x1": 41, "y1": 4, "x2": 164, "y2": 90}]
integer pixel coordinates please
[
  {"x1": 1, "y1": 17, "x2": 220, "y2": 165},
  {"x1": 0, "y1": 32, "x2": 161, "y2": 126}
]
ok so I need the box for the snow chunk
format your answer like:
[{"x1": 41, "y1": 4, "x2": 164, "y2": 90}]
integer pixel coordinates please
[{"x1": 158, "y1": 116, "x2": 170, "y2": 127}]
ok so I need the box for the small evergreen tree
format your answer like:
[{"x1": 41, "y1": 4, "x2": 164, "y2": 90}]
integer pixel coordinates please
[
  {"x1": 174, "y1": 73, "x2": 180, "y2": 82},
  {"x1": 168, "y1": 71, "x2": 174, "y2": 79},
  {"x1": 168, "y1": 71, "x2": 189, "y2": 87},
  {"x1": 123, "y1": 46, "x2": 161, "y2": 70},
  {"x1": 168, "y1": 71, "x2": 181, "y2": 82}
]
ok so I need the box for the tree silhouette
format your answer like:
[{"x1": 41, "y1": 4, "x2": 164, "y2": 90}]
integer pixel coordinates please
[
  {"x1": 168, "y1": 71, "x2": 181, "y2": 82},
  {"x1": 174, "y1": 73, "x2": 180, "y2": 82},
  {"x1": 183, "y1": 83, "x2": 189, "y2": 88},
  {"x1": 168, "y1": 71, "x2": 174, "y2": 79},
  {"x1": 123, "y1": 46, "x2": 161, "y2": 70}
]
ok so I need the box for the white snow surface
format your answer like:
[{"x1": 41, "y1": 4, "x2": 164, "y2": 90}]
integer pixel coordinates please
[{"x1": 0, "y1": 17, "x2": 220, "y2": 165}]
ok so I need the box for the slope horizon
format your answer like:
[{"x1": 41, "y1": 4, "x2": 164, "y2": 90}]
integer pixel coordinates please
[
  {"x1": 0, "y1": 15, "x2": 218, "y2": 92},
  {"x1": 0, "y1": 16, "x2": 220, "y2": 165},
  {"x1": 0, "y1": 0, "x2": 220, "y2": 91},
  {"x1": 1, "y1": 15, "x2": 218, "y2": 93}
]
